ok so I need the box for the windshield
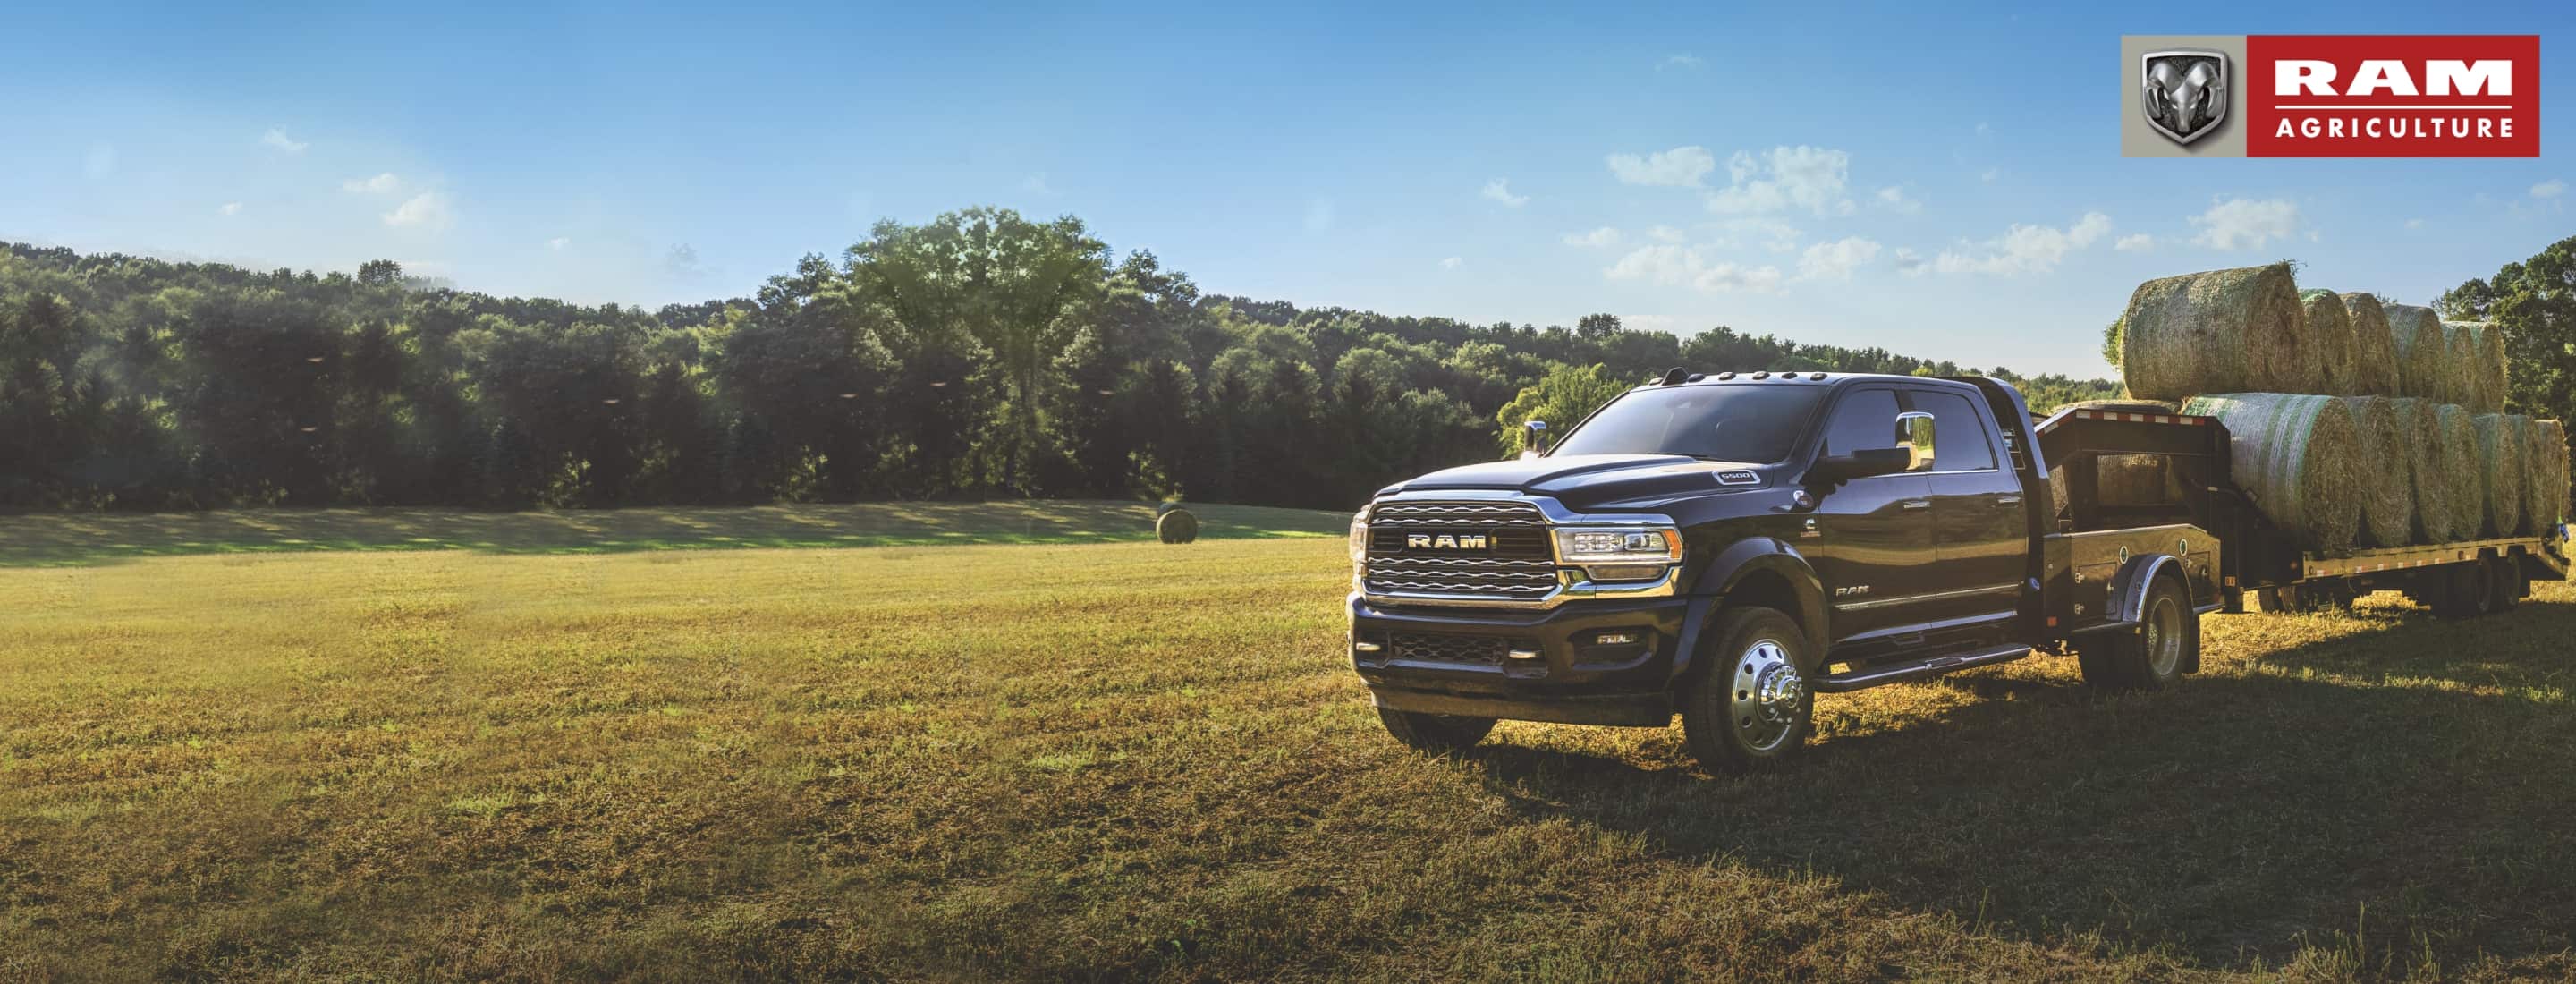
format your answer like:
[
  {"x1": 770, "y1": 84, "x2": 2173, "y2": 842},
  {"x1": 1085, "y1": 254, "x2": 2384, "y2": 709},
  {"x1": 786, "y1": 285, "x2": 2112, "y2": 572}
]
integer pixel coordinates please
[{"x1": 1549, "y1": 385, "x2": 1826, "y2": 462}]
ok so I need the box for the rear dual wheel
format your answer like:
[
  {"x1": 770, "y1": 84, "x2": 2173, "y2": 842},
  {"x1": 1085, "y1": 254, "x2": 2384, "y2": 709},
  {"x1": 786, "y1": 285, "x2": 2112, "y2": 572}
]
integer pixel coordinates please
[{"x1": 2078, "y1": 573, "x2": 2197, "y2": 691}]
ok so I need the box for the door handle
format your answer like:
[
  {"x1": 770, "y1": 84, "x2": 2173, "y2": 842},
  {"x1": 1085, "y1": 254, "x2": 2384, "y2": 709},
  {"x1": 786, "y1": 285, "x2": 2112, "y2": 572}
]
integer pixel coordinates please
[
  {"x1": 1902, "y1": 499, "x2": 1932, "y2": 510},
  {"x1": 1995, "y1": 494, "x2": 2023, "y2": 506}
]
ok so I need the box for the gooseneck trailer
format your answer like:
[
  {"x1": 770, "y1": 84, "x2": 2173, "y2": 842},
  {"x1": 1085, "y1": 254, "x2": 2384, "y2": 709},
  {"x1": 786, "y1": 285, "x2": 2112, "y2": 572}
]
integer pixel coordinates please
[{"x1": 1346, "y1": 370, "x2": 2570, "y2": 773}]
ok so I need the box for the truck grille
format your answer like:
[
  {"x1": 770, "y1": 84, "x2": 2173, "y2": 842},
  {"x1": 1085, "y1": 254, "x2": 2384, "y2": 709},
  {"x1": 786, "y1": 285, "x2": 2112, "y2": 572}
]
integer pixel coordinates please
[
  {"x1": 1387, "y1": 632, "x2": 1537, "y2": 666},
  {"x1": 1361, "y1": 499, "x2": 1557, "y2": 602}
]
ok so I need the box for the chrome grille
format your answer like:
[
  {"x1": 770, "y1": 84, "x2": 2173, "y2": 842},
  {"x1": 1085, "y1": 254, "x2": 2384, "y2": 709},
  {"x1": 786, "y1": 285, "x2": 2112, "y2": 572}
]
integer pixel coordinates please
[
  {"x1": 1363, "y1": 556, "x2": 1560, "y2": 600},
  {"x1": 1367, "y1": 500, "x2": 1545, "y2": 527}
]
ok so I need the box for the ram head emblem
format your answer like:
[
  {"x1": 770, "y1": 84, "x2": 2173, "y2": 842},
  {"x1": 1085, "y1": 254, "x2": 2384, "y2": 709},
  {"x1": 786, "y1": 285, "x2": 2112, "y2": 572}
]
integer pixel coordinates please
[{"x1": 2140, "y1": 51, "x2": 2229, "y2": 146}]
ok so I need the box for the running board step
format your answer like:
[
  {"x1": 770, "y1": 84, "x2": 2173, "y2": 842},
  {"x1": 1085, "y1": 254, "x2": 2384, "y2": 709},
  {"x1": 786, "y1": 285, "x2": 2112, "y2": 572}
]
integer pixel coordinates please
[{"x1": 1813, "y1": 645, "x2": 2034, "y2": 693}]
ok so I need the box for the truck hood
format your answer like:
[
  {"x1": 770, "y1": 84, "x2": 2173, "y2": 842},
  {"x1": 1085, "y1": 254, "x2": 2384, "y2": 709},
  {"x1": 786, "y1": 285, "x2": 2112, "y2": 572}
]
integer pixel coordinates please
[{"x1": 1382, "y1": 454, "x2": 1777, "y2": 509}]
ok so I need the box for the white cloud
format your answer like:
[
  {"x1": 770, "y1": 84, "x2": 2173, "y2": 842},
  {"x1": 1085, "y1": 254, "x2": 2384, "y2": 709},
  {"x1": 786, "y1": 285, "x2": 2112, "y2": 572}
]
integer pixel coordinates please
[
  {"x1": 1439, "y1": 256, "x2": 1462, "y2": 270},
  {"x1": 1659, "y1": 54, "x2": 1703, "y2": 70},
  {"x1": 2532, "y1": 179, "x2": 2566, "y2": 200},
  {"x1": 547, "y1": 236, "x2": 571, "y2": 250},
  {"x1": 1979, "y1": 166, "x2": 2000, "y2": 182},
  {"x1": 1622, "y1": 314, "x2": 1682, "y2": 332},
  {"x1": 1646, "y1": 225, "x2": 1687, "y2": 242},
  {"x1": 665, "y1": 243, "x2": 708, "y2": 280},
  {"x1": 1932, "y1": 212, "x2": 2113, "y2": 275},
  {"x1": 1704, "y1": 146, "x2": 1852, "y2": 216},
  {"x1": 1562, "y1": 226, "x2": 1622, "y2": 248},
  {"x1": 2114, "y1": 233, "x2": 2155, "y2": 251},
  {"x1": 1875, "y1": 185, "x2": 1921, "y2": 215},
  {"x1": 1973, "y1": 122, "x2": 1993, "y2": 136},
  {"x1": 260, "y1": 128, "x2": 308, "y2": 154},
  {"x1": 218, "y1": 202, "x2": 242, "y2": 216},
  {"x1": 1797, "y1": 236, "x2": 1882, "y2": 281},
  {"x1": 1719, "y1": 216, "x2": 1801, "y2": 252},
  {"x1": 341, "y1": 173, "x2": 401, "y2": 193},
  {"x1": 1603, "y1": 243, "x2": 1782, "y2": 293},
  {"x1": 1894, "y1": 247, "x2": 1927, "y2": 275},
  {"x1": 2188, "y1": 198, "x2": 2299, "y2": 250},
  {"x1": 383, "y1": 191, "x2": 453, "y2": 231},
  {"x1": 1480, "y1": 178, "x2": 1529, "y2": 208},
  {"x1": 1607, "y1": 146, "x2": 1716, "y2": 188},
  {"x1": 2404, "y1": 218, "x2": 2425, "y2": 230}
]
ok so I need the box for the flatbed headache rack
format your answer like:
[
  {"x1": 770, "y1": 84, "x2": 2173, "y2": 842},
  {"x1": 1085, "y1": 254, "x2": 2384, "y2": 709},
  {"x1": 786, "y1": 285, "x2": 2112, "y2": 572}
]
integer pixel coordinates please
[{"x1": 2030, "y1": 404, "x2": 2571, "y2": 602}]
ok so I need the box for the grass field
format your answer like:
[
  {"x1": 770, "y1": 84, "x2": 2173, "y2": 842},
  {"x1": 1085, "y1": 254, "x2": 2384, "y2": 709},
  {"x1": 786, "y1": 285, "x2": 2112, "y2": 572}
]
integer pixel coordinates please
[{"x1": 4, "y1": 504, "x2": 2574, "y2": 981}]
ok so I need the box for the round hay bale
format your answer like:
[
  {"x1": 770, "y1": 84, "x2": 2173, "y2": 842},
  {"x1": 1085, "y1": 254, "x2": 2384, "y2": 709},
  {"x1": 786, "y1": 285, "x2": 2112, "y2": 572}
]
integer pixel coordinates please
[
  {"x1": 2301, "y1": 290, "x2": 2359, "y2": 395},
  {"x1": 2472, "y1": 413, "x2": 2525, "y2": 538},
  {"x1": 2120, "y1": 265, "x2": 2306, "y2": 401},
  {"x1": 2390, "y1": 398, "x2": 2452, "y2": 543},
  {"x1": 2337, "y1": 293, "x2": 2402, "y2": 396},
  {"x1": 1156, "y1": 507, "x2": 1199, "y2": 544},
  {"x1": 2435, "y1": 404, "x2": 2483, "y2": 539},
  {"x1": 2385, "y1": 304, "x2": 2464, "y2": 402},
  {"x1": 2444, "y1": 320, "x2": 2508, "y2": 414},
  {"x1": 2180, "y1": 393, "x2": 2361, "y2": 552},
  {"x1": 2340, "y1": 396, "x2": 2412, "y2": 547},
  {"x1": 2514, "y1": 416, "x2": 2551, "y2": 535},
  {"x1": 2537, "y1": 420, "x2": 2569, "y2": 530}
]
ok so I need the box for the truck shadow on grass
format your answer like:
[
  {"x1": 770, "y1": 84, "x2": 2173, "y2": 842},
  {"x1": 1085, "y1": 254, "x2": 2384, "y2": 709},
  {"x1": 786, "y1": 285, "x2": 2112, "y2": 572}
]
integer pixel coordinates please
[
  {"x1": 1467, "y1": 594, "x2": 2576, "y2": 972},
  {"x1": 0, "y1": 500, "x2": 1350, "y2": 567}
]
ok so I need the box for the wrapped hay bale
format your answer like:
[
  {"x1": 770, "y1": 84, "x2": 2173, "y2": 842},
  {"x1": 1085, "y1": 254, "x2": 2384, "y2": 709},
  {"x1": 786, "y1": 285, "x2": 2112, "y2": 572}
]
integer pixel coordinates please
[
  {"x1": 2385, "y1": 304, "x2": 2464, "y2": 403},
  {"x1": 2471, "y1": 414, "x2": 2524, "y2": 538},
  {"x1": 2390, "y1": 397, "x2": 2452, "y2": 543},
  {"x1": 2301, "y1": 290, "x2": 2360, "y2": 395},
  {"x1": 2435, "y1": 404, "x2": 2483, "y2": 539},
  {"x1": 2121, "y1": 265, "x2": 2306, "y2": 400},
  {"x1": 2340, "y1": 396, "x2": 2413, "y2": 547},
  {"x1": 2181, "y1": 393, "x2": 2362, "y2": 552},
  {"x1": 2337, "y1": 293, "x2": 2403, "y2": 396},
  {"x1": 2538, "y1": 420, "x2": 2570, "y2": 530},
  {"x1": 2444, "y1": 320, "x2": 2508, "y2": 415}
]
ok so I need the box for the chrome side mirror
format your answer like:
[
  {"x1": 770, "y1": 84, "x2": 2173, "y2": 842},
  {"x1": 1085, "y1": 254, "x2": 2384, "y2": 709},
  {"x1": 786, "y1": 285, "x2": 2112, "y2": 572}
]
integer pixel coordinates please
[
  {"x1": 1521, "y1": 419, "x2": 1550, "y2": 459},
  {"x1": 1896, "y1": 411, "x2": 1936, "y2": 471}
]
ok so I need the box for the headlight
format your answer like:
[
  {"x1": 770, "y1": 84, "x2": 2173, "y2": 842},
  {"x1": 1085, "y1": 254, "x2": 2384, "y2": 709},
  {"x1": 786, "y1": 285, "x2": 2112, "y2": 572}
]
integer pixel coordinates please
[
  {"x1": 1348, "y1": 513, "x2": 1369, "y2": 566},
  {"x1": 1552, "y1": 527, "x2": 1682, "y2": 564}
]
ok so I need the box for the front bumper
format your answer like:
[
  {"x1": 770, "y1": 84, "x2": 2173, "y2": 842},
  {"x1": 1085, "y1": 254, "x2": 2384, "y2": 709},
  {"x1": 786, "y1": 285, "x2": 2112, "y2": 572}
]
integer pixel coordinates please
[{"x1": 1349, "y1": 592, "x2": 1707, "y2": 726}]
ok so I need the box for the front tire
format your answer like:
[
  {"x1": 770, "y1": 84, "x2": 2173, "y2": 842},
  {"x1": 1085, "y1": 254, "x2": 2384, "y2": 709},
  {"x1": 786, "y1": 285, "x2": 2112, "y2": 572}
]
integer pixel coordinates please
[
  {"x1": 2079, "y1": 573, "x2": 2197, "y2": 691},
  {"x1": 1680, "y1": 607, "x2": 1815, "y2": 774},
  {"x1": 1377, "y1": 708, "x2": 1495, "y2": 755}
]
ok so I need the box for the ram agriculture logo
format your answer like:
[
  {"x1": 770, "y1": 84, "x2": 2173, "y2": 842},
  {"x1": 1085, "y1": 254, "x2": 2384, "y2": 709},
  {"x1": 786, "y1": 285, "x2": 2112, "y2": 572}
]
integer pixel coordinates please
[
  {"x1": 1405, "y1": 533, "x2": 1489, "y2": 551},
  {"x1": 2122, "y1": 35, "x2": 2538, "y2": 157}
]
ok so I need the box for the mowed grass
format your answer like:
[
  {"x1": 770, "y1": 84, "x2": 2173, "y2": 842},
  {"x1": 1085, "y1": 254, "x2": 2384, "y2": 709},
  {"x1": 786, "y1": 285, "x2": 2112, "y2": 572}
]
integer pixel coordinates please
[{"x1": 4, "y1": 508, "x2": 2574, "y2": 981}]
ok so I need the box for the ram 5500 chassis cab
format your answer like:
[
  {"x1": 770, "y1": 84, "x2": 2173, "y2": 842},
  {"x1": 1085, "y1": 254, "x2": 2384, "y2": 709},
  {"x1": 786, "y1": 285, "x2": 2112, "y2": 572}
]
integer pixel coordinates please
[{"x1": 1347, "y1": 370, "x2": 2570, "y2": 772}]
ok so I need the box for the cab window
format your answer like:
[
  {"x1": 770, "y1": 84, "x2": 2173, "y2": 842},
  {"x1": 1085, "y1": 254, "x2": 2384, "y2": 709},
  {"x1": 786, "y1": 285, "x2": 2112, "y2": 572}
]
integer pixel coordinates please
[
  {"x1": 1819, "y1": 389, "x2": 1902, "y2": 457},
  {"x1": 1909, "y1": 390, "x2": 1997, "y2": 471}
]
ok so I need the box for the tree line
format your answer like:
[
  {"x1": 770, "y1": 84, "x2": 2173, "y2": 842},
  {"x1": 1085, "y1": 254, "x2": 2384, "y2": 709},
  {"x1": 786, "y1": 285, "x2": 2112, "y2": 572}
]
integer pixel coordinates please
[{"x1": 2, "y1": 206, "x2": 2132, "y2": 513}]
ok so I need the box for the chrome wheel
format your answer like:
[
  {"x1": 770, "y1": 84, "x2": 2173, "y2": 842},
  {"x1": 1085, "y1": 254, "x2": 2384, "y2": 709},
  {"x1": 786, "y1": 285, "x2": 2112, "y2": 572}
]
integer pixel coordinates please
[
  {"x1": 2144, "y1": 593, "x2": 2184, "y2": 678},
  {"x1": 1731, "y1": 638, "x2": 1803, "y2": 752}
]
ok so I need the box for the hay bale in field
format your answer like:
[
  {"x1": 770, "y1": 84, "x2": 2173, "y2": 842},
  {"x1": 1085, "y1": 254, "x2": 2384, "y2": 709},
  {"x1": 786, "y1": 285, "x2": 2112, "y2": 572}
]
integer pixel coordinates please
[
  {"x1": 2301, "y1": 290, "x2": 2360, "y2": 395},
  {"x1": 2472, "y1": 414, "x2": 2525, "y2": 538},
  {"x1": 2390, "y1": 398, "x2": 2452, "y2": 543},
  {"x1": 2121, "y1": 265, "x2": 2306, "y2": 400},
  {"x1": 1156, "y1": 506, "x2": 1199, "y2": 544},
  {"x1": 2444, "y1": 320, "x2": 2508, "y2": 414},
  {"x1": 2337, "y1": 293, "x2": 2402, "y2": 396},
  {"x1": 2340, "y1": 396, "x2": 2412, "y2": 547},
  {"x1": 2435, "y1": 404, "x2": 2482, "y2": 540},
  {"x1": 2385, "y1": 304, "x2": 2464, "y2": 402},
  {"x1": 2538, "y1": 420, "x2": 2570, "y2": 530},
  {"x1": 2180, "y1": 393, "x2": 2361, "y2": 552}
]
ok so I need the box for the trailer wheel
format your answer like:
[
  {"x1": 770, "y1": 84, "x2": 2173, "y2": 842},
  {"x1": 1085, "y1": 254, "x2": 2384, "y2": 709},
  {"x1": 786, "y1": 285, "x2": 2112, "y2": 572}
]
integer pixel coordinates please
[
  {"x1": 2431, "y1": 560, "x2": 2496, "y2": 619},
  {"x1": 2078, "y1": 573, "x2": 2196, "y2": 691},
  {"x1": 1377, "y1": 709, "x2": 1496, "y2": 755},
  {"x1": 1680, "y1": 606, "x2": 1815, "y2": 774},
  {"x1": 2487, "y1": 554, "x2": 2526, "y2": 613}
]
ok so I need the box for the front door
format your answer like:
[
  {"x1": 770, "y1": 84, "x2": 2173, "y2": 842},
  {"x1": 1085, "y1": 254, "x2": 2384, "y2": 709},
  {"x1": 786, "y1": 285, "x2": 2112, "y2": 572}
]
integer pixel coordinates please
[{"x1": 1804, "y1": 386, "x2": 1938, "y2": 645}]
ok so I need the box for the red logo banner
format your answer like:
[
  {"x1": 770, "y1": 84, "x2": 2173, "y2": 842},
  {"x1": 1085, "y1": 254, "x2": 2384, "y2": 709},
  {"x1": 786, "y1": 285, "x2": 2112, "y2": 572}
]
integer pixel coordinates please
[{"x1": 2245, "y1": 35, "x2": 2540, "y2": 157}]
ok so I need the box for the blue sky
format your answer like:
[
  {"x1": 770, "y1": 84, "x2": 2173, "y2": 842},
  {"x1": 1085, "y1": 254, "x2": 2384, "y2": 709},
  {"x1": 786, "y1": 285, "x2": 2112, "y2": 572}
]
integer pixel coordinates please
[{"x1": 4, "y1": 1, "x2": 2571, "y2": 377}]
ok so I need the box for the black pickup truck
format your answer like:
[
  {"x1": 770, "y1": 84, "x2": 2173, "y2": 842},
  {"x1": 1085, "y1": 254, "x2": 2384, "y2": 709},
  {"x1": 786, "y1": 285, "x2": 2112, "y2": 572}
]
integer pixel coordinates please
[{"x1": 1347, "y1": 369, "x2": 2570, "y2": 772}]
